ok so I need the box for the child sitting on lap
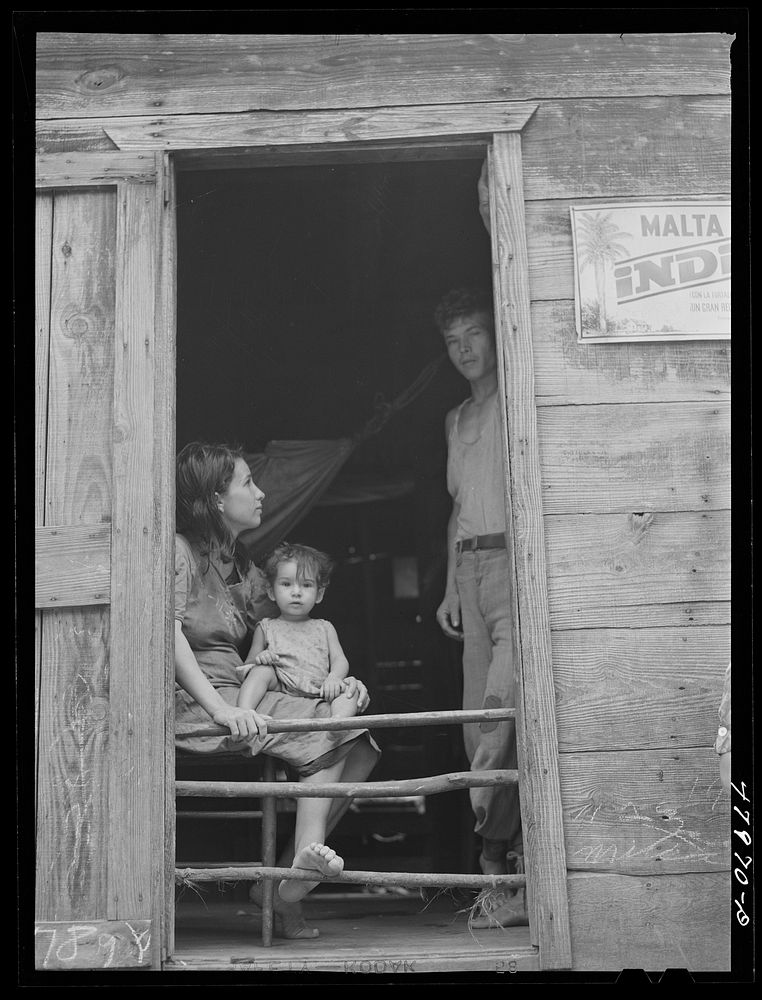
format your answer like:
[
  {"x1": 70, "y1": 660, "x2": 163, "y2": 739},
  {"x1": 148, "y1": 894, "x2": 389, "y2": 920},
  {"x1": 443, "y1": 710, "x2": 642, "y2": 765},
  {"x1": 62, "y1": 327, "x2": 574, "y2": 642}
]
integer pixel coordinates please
[{"x1": 237, "y1": 542, "x2": 360, "y2": 719}]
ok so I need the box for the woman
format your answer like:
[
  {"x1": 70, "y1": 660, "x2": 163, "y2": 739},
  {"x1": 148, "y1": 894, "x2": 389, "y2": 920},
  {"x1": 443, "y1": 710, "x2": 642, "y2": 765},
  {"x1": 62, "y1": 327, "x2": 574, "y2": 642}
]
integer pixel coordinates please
[{"x1": 174, "y1": 441, "x2": 380, "y2": 937}]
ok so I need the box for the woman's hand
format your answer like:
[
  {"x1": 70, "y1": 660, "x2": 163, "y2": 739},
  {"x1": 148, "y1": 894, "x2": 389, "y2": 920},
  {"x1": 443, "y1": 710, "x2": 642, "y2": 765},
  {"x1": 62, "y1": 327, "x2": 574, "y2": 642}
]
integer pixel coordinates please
[
  {"x1": 436, "y1": 590, "x2": 463, "y2": 640},
  {"x1": 212, "y1": 704, "x2": 270, "y2": 741},
  {"x1": 343, "y1": 676, "x2": 370, "y2": 713}
]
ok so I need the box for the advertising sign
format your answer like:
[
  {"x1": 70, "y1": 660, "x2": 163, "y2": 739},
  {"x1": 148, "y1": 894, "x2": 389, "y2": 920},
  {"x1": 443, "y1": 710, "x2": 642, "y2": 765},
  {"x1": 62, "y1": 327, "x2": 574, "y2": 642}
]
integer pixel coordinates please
[{"x1": 570, "y1": 201, "x2": 731, "y2": 343}]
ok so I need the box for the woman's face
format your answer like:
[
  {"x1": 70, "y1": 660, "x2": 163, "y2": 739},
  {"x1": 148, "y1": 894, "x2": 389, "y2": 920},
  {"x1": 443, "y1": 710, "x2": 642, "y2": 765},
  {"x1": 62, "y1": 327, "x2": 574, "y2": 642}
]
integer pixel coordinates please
[{"x1": 217, "y1": 458, "x2": 264, "y2": 537}]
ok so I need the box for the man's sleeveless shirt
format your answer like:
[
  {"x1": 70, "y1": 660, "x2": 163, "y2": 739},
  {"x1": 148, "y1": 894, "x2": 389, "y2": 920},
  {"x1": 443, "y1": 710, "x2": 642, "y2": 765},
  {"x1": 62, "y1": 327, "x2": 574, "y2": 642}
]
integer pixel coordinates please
[{"x1": 446, "y1": 393, "x2": 507, "y2": 539}]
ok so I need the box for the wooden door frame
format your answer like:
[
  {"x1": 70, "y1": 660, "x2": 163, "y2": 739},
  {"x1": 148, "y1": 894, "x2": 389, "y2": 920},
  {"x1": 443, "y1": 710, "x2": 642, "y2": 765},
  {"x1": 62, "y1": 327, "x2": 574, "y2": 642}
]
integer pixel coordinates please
[
  {"x1": 36, "y1": 99, "x2": 571, "y2": 970},
  {"x1": 488, "y1": 135, "x2": 571, "y2": 966}
]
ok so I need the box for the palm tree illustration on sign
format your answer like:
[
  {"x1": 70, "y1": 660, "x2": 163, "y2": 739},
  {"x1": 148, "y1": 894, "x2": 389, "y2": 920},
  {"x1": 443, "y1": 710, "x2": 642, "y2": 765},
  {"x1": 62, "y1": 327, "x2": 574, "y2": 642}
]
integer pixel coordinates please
[{"x1": 576, "y1": 212, "x2": 632, "y2": 334}]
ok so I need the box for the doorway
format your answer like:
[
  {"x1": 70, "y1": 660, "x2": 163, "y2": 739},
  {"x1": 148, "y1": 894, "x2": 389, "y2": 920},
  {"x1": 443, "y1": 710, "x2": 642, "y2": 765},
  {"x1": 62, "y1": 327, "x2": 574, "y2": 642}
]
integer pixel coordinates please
[{"x1": 172, "y1": 155, "x2": 525, "y2": 962}]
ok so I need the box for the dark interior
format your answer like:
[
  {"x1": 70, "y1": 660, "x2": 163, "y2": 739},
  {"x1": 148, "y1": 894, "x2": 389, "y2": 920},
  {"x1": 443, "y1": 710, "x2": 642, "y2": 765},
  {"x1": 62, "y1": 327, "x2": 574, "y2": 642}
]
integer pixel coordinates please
[{"x1": 175, "y1": 156, "x2": 494, "y2": 886}]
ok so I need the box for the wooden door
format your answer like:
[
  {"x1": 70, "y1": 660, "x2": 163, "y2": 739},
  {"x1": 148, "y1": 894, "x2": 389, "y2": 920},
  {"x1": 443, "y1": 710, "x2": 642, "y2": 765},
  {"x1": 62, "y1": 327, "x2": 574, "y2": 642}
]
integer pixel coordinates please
[{"x1": 34, "y1": 152, "x2": 175, "y2": 971}]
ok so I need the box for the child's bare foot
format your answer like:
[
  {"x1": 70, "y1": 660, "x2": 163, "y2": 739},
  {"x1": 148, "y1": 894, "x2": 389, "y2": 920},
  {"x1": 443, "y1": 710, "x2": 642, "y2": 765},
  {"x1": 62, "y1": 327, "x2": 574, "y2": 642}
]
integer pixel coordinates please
[{"x1": 279, "y1": 842, "x2": 344, "y2": 902}]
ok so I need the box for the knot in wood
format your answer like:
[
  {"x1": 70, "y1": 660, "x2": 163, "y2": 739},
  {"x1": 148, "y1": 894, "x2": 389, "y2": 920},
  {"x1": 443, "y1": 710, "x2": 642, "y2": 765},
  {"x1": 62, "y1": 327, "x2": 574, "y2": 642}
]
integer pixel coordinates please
[
  {"x1": 628, "y1": 511, "x2": 654, "y2": 540},
  {"x1": 64, "y1": 313, "x2": 90, "y2": 338},
  {"x1": 75, "y1": 65, "x2": 124, "y2": 92}
]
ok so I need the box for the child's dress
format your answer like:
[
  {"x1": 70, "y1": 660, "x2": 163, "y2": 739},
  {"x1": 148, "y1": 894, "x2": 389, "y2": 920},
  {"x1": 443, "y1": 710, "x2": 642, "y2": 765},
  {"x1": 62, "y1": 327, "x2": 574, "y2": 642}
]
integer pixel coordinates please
[{"x1": 256, "y1": 617, "x2": 333, "y2": 697}]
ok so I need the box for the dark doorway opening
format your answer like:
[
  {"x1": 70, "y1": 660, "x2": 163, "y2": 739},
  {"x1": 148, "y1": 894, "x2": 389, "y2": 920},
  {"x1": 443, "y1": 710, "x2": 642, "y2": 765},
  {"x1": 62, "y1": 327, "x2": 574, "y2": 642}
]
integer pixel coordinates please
[{"x1": 174, "y1": 155, "x2": 494, "y2": 907}]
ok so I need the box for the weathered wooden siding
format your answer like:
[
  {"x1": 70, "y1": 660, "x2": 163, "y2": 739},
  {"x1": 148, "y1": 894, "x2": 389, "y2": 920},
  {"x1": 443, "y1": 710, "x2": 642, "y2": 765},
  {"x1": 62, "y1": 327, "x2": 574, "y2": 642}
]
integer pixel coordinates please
[
  {"x1": 560, "y1": 748, "x2": 729, "y2": 873},
  {"x1": 35, "y1": 188, "x2": 116, "y2": 921},
  {"x1": 545, "y1": 510, "x2": 730, "y2": 628},
  {"x1": 34, "y1": 162, "x2": 173, "y2": 970},
  {"x1": 567, "y1": 871, "x2": 730, "y2": 971},
  {"x1": 35, "y1": 194, "x2": 53, "y2": 800},
  {"x1": 517, "y1": 42, "x2": 732, "y2": 971},
  {"x1": 552, "y1": 626, "x2": 731, "y2": 751},
  {"x1": 35, "y1": 33, "x2": 732, "y2": 122},
  {"x1": 530, "y1": 300, "x2": 730, "y2": 405}
]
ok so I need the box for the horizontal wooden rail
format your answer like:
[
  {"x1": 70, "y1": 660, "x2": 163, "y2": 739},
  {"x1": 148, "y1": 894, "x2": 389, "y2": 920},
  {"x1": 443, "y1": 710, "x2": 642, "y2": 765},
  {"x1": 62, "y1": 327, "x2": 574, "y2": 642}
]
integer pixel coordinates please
[
  {"x1": 91, "y1": 102, "x2": 539, "y2": 151},
  {"x1": 177, "y1": 810, "x2": 265, "y2": 819},
  {"x1": 35, "y1": 151, "x2": 158, "y2": 187},
  {"x1": 176, "y1": 769, "x2": 517, "y2": 799},
  {"x1": 176, "y1": 864, "x2": 526, "y2": 891},
  {"x1": 179, "y1": 707, "x2": 515, "y2": 739}
]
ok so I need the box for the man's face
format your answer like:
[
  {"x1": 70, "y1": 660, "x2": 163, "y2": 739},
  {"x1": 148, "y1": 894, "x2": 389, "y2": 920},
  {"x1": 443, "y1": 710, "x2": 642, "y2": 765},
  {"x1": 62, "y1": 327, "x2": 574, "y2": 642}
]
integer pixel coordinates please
[{"x1": 442, "y1": 311, "x2": 497, "y2": 382}]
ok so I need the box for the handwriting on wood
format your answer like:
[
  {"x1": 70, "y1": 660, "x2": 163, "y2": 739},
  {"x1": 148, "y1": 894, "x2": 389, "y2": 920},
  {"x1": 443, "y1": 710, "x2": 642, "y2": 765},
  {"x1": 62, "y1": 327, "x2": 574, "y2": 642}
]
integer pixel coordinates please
[
  {"x1": 561, "y1": 748, "x2": 730, "y2": 874},
  {"x1": 35, "y1": 919, "x2": 151, "y2": 970}
]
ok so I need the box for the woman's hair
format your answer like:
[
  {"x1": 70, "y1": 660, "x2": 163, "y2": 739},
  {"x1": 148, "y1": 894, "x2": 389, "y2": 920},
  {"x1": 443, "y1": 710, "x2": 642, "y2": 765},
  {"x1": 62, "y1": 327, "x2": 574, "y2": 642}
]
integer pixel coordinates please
[
  {"x1": 262, "y1": 542, "x2": 335, "y2": 590},
  {"x1": 434, "y1": 286, "x2": 494, "y2": 334},
  {"x1": 175, "y1": 441, "x2": 250, "y2": 569}
]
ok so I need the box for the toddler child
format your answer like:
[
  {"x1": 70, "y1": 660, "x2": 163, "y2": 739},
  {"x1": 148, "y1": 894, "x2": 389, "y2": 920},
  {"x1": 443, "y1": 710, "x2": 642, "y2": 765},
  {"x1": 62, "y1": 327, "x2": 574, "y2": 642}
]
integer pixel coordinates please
[{"x1": 237, "y1": 542, "x2": 360, "y2": 719}]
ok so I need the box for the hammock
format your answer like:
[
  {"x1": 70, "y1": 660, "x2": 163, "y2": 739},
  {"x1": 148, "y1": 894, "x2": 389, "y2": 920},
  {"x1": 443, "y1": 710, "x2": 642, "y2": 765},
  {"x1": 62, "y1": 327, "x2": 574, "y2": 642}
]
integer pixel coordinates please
[{"x1": 239, "y1": 353, "x2": 446, "y2": 562}]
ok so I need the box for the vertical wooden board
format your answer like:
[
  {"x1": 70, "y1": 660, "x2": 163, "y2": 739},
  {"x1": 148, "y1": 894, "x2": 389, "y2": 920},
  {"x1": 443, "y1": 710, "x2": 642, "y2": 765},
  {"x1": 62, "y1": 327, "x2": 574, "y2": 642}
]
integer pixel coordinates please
[
  {"x1": 552, "y1": 626, "x2": 731, "y2": 751},
  {"x1": 36, "y1": 188, "x2": 117, "y2": 922},
  {"x1": 530, "y1": 299, "x2": 731, "y2": 405},
  {"x1": 156, "y1": 152, "x2": 177, "y2": 963},
  {"x1": 559, "y1": 748, "x2": 730, "y2": 874},
  {"x1": 536, "y1": 402, "x2": 730, "y2": 513},
  {"x1": 489, "y1": 133, "x2": 571, "y2": 968},
  {"x1": 35, "y1": 193, "x2": 53, "y2": 523},
  {"x1": 108, "y1": 179, "x2": 159, "y2": 923},
  {"x1": 35, "y1": 612, "x2": 111, "y2": 922},
  {"x1": 43, "y1": 189, "x2": 116, "y2": 524},
  {"x1": 35, "y1": 193, "x2": 53, "y2": 799},
  {"x1": 567, "y1": 871, "x2": 730, "y2": 971},
  {"x1": 545, "y1": 511, "x2": 731, "y2": 629}
]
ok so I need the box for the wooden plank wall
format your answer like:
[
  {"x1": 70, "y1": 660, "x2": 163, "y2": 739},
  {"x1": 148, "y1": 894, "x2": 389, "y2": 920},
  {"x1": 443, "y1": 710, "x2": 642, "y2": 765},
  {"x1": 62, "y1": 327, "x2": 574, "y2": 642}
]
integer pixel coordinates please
[
  {"x1": 35, "y1": 188, "x2": 116, "y2": 921},
  {"x1": 35, "y1": 193, "x2": 53, "y2": 811},
  {"x1": 517, "y1": 60, "x2": 732, "y2": 972},
  {"x1": 34, "y1": 32, "x2": 734, "y2": 971},
  {"x1": 34, "y1": 169, "x2": 168, "y2": 970},
  {"x1": 35, "y1": 33, "x2": 732, "y2": 122}
]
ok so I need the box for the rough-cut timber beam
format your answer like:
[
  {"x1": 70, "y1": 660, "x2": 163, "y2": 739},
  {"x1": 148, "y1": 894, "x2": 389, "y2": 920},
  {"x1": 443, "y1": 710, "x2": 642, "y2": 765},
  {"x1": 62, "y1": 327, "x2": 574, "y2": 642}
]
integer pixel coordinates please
[
  {"x1": 176, "y1": 770, "x2": 517, "y2": 799},
  {"x1": 37, "y1": 102, "x2": 538, "y2": 152},
  {"x1": 175, "y1": 865, "x2": 526, "y2": 890},
  {"x1": 179, "y1": 707, "x2": 515, "y2": 738}
]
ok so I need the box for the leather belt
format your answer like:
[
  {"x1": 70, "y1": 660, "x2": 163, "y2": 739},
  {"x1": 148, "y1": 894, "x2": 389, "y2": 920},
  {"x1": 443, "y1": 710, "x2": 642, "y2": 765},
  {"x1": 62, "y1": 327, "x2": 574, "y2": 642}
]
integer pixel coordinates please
[{"x1": 455, "y1": 532, "x2": 506, "y2": 554}]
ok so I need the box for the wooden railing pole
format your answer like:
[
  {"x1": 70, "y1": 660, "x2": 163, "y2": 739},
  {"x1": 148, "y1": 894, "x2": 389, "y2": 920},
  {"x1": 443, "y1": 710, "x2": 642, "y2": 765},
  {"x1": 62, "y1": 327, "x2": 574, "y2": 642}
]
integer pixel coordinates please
[
  {"x1": 178, "y1": 707, "x2": 515, "y2": 739},
  {"x1": 260, "y1": 756, "x2": 277, "y2": 948},
  {"x1": 176, "y1": 865, "x2": 526, "y2": 891},
  {"x1": 176, "y1": 769, "x2": 517, "y2": 800}
]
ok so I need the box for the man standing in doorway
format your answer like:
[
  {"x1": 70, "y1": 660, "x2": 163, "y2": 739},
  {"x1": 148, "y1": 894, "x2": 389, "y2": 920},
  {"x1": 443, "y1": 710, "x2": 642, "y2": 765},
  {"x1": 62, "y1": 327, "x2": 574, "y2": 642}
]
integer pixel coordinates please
[{"x1": 434, "y1": 279, "x2": 526, "y2": 927}]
